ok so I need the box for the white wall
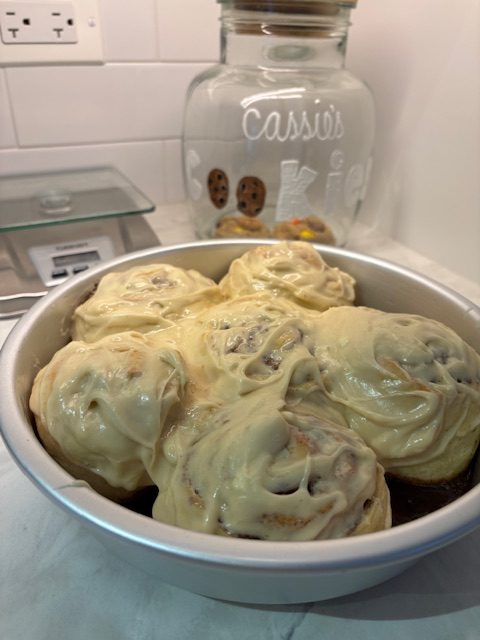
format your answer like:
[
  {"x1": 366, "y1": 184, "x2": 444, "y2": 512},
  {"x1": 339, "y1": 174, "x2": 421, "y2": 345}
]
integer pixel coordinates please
[
  {"x1": 348, "y1": 0, "x2": 480, "y2": 283},
  {"x1": 0, "y1": 0, "x2": 221, "y2": 205},
  {"x1": 0, "y1": 0, "x2": 478, "y2": 282}
]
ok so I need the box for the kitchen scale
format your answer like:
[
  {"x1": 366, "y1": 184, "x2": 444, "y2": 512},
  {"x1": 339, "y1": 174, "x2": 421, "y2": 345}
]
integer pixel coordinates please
[{"x1": 0, "y1": 166, "x2": 160, "y2": 318}]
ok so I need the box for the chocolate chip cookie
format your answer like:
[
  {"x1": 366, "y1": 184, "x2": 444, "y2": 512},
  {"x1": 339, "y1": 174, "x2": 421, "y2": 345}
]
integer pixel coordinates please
[
  {"x1": 207, "y1": 168, "x2": 229, "y2": 209},
  {"x1": 236, "y1": 176, "x2": 266, "y2": 217}
]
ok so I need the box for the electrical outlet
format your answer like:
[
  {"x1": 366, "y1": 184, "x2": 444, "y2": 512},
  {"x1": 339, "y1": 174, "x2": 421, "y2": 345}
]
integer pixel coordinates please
[
  {"x1": 0, "y1": 0, "x2": 102, "y2": 65},
  {"x1": 0, "y1": 2, "x2": 78, "y2": 44}
]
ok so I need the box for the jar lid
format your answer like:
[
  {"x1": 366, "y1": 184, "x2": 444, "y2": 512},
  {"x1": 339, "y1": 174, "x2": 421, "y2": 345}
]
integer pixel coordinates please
[
  {"x1": 219, "y1": 0, "x2": 354, "y2": 36},
  {"x1": 218, "y1": 0, "x2": 358, "y2": 12}
]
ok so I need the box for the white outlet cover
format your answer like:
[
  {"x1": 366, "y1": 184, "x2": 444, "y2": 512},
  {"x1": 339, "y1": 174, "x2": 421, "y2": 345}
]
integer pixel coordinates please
[
  {"x1": 0, "y1": 0, "x2": 102, "y2": 65},
  {"x1": 0, "y1": 2, "x2": 78, "y2": 44}
]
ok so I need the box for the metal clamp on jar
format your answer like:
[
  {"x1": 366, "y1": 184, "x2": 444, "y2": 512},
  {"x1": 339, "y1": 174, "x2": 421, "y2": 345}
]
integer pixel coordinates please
[{"x1": 183, "y1": 0, "x2": 374, "y2": 246}]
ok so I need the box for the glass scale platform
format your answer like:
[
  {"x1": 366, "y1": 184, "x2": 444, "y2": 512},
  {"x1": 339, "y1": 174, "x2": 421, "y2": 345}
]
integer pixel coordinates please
[{"x1": 0, "y1": 166, "x2": 159, "y2": 318}]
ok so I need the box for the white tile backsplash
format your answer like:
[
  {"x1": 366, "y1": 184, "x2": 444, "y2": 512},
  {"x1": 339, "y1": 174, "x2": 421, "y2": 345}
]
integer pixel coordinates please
[
  {"x1": 156, "y1": 0, "x2": 220, "y2": 62},
  {"x1": 99, "y1": 0, "x2": 158, "y2": 62},
  {"x1": 0, "y1": 71, "x2": 17, "y2": 149},
  {"x1": 0, "y1": 140, "x2": 169, "y2": 204},
  {"x1": 6, "y1": 63, "x2": 209, "y2": 147}
]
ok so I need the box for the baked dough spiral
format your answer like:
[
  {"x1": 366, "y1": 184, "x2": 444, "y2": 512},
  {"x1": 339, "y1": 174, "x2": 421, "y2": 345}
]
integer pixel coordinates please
[
  {"x1": 30, "y1": 331, "x2": 187, "y2": 500},
  {"x1": 73, "y1": 263, "x2": 223, "y2": 343},
  {"x1": 152, "y1": 404, "x2": 390, "y2": 541},
  {"x1": 219, "y1": 240, "x2": 355, "y2": 311},
  {"x1": 311, "y1": 306, "x2": 480, "y2": 483}
]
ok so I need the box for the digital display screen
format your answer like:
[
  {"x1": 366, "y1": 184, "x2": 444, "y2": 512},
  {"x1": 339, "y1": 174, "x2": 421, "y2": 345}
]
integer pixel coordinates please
[{"x1": 53, "y1": 250, "x2": 100, "y2": 267}]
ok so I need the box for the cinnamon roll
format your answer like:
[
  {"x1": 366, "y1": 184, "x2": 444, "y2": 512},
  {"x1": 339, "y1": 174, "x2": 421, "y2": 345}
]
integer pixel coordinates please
[
  {"x1": 152, "y1": 404, "x2": 390, "y2": 540},
  {"x1": 311, "y1": 306, "x2": 480, "y2": 484},
  {"x1": 30, "y1": 331, "x2": 186, "y2": 500},
  {"x1": 182, "y1": 294, "x2": 323, "y2": 400},
  {"x1": 219, "y1": 240, "x2": 355, "y2": 311},
  {"x1": 72, "y1": 263, "x2": 223, "y2": 343}
]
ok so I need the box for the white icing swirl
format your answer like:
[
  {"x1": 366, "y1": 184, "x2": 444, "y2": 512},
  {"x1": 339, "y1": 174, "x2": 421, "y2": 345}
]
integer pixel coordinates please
[
  {"x1": 152, "y1": 403, "x2": 389, "y2": 541},
  {"x1": 73, "y1": 263, "x2": 223, "y2": 342},
  {"x1": 181, "y1": 294, "x2": 321, "y2": 399},
  {"x1": 30, "y1": 331, "x2": 187, "y2": 491},
  {"x1": 311, "y1": 306, "x2": 480, "y2": 481},
  {"x1": 219, "y1": 241, "x2": 355, "y2": 311}
]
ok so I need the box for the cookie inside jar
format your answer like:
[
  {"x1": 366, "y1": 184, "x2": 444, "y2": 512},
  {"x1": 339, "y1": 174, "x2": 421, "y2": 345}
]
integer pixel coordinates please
[{"x1": 209, "y1": 170, "x2": 337, "y2": 244}]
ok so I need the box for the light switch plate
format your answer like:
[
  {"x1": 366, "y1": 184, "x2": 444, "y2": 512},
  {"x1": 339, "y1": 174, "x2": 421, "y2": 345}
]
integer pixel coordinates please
[{"x1": 0, "y1": 0, "x2": 103, "y2": 65}]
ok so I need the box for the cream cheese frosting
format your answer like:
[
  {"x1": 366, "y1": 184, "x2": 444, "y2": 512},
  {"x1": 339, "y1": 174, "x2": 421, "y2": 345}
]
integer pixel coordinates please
[
  {"x1": 219, "y1": 241, "x2": 355, "y2": 311},
  {"x1": 30, "y1": 331, "x2": 187, "y2": 495},
  {"x1": 311, "y1": 306, "x2": 480, "y2": 482},
  {"x1": 152, "y1": 402, "x2": 390, "y2": 540},
  {"x1": 29, "y1": 241, "x2": 480, "y2": 539},
  {"x1": 176, "y1": 294, "x2": 322, "y2": 399},
  {"x1": 72, "y1": 262, "x2": 223, "y2": 343}
]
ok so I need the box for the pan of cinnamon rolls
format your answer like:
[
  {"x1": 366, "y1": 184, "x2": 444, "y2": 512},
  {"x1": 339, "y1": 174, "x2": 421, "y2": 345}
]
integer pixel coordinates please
[{"x1": 2, "y1": 239, "x2": 479, "y2": 603}]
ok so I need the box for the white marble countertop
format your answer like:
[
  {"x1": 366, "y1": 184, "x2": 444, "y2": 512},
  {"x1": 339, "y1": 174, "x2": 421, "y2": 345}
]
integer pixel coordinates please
[{"x1": 1, "y1": 204, "x2": 479, "y2": 640}]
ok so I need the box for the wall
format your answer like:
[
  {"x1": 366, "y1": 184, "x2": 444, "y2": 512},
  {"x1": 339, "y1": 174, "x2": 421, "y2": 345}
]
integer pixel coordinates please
[
  {"x1": 347, "y1": 0, "x2": 480, "y2": 283},
  {"x1": 0, "y1": 0, "x2": 221, "y2": 205},
  {"x1": 0, "y1": 0, "x2": 478, "y2": 282}
]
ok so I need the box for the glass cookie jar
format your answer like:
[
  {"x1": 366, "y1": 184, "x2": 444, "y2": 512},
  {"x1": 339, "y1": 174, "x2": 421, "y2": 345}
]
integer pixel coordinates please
[{"x1": 182, "y1": 0, "x2": 374, "y2": 246}]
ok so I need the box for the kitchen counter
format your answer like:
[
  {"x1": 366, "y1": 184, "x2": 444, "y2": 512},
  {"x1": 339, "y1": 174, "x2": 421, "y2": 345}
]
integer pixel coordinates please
[{"x1": 1, "y1": 204, "x2": 479, "y2": 640}]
